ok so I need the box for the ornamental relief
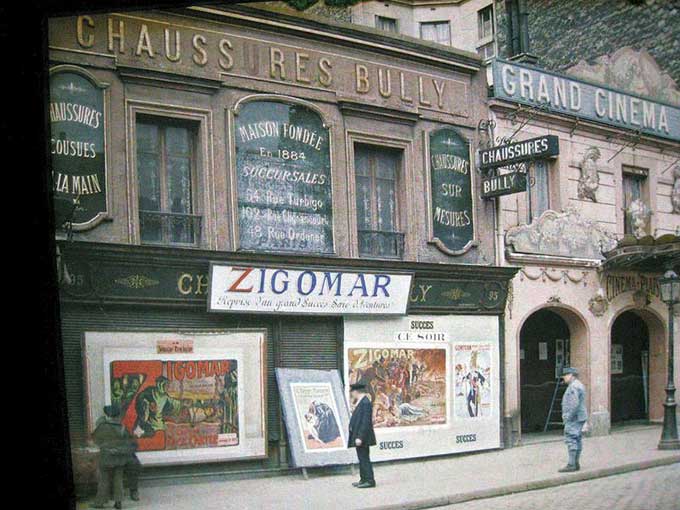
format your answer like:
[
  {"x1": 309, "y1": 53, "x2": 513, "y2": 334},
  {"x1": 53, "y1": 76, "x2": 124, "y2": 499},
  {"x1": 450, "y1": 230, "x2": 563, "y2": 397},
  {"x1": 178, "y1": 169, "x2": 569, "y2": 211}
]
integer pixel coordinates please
[
  {"x1": 672, "y1": 165, "x2": 680, "y2": 215},
  {"x1": 519, "y1": 267, "x2": 589, "y2": 286},
  {"x1": 576, "y1": 147, "x2": 603, "y2": 202},
  {"x1": 505, "y1": 207, "x2": 618, "y2": 260}
]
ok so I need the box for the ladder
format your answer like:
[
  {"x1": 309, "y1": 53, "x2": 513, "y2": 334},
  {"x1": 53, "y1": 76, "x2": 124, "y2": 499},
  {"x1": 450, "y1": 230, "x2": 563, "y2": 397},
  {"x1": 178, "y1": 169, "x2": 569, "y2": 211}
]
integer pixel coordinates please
[{"x1": 543, "y1": 378, "x2": 566, "y2": 432}]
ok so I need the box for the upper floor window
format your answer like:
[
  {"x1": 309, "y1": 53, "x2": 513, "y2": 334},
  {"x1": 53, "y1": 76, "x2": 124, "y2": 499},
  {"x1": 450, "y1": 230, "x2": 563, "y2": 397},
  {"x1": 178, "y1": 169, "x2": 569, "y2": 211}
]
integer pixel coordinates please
[
  {"x1": 420, "y1": 21, "x2": 451, "y2": 46},
  {"x1": 477, "y1": 5, "x2": 496, "y2": 60},
  {"x1": 375, "y1": 15, "x2": 398, "y2": 33},
  {"x1": 528, "y1": 160, "x2": 550, "y2": 222},
  {"x1": 354, "y1": 144, "x2": 404, "y2": 258},
  {"x1": 136, "y1": 117, "x2": 201, "y2": 246},
  {"x1": 622, "y1": 168, "x2": 649, "y2": 236}
]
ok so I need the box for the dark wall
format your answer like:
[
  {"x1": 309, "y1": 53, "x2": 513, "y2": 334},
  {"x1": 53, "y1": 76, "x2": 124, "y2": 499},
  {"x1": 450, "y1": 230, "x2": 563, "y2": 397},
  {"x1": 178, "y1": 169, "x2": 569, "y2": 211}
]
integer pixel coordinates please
[{"x1": 495, "y1": 0, "x2": 680, "y2": 85}]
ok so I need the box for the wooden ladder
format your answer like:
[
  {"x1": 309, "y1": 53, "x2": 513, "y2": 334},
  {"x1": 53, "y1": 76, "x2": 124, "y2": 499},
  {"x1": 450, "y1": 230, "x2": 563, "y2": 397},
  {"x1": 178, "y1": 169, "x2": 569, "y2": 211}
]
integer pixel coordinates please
[{"x1": 543, "y1": 378, "x2": 566, "y2": 432}]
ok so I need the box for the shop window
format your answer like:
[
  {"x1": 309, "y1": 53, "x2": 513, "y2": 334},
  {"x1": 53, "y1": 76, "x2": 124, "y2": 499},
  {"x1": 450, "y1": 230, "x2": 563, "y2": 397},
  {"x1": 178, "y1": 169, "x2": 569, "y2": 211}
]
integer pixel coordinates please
[
  {"x1": 528, "y1": 160, "x2": 550, "y2": 222},
  {"x1": 622, "y1": 168, "x2": 648, "y2": 235},
  {"x1": 420, "y1": 21, "x2": 451, "y2": 46},
  {"x1": 375, "y1": 15, "x2": 398, "y2": 33},
  {"x1": 136, "y1": 117, "x2": 201, "y2": 246},
  {"x1": 354, "y1": 144, "x2": 404, "y2": 258}
]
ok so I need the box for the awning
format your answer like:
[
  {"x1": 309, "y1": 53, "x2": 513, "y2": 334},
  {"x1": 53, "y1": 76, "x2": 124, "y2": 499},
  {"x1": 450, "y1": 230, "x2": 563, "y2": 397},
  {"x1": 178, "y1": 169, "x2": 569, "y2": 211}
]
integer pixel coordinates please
[{"x1": 601, "y1": 234, "x2": 680, "y2": 272}]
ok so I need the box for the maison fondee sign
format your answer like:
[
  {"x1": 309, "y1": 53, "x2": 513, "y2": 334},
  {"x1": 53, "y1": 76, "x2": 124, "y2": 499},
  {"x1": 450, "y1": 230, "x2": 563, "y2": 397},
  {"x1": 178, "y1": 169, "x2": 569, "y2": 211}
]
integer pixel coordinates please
[
  {"x1": 235, "y1": 100, "x2": 333, "y2": 254},
  {"x1": 50, "y1": 14, "x2": 470, "y2": 117},
  {"x1": 60, "y1": 261, "x2": 507, "y2": 313}
]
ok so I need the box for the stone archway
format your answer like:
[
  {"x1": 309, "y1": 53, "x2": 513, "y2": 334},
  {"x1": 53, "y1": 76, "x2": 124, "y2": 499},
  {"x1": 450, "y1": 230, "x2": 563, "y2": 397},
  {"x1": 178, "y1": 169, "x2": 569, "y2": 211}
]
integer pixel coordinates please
[
  {"x1": 609, "y1": 308, "x2": 667, "y2": 423},
  {"x1": 518, "y1": 305, "x2": 589, "y2": 434}
]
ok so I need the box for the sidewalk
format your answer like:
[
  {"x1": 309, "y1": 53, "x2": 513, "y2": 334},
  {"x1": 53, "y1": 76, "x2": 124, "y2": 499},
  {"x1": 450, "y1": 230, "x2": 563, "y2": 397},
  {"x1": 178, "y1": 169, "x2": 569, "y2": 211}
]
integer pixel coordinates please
[{"x1": 79, "y1": 426, "x2": 680, "y2": 510}]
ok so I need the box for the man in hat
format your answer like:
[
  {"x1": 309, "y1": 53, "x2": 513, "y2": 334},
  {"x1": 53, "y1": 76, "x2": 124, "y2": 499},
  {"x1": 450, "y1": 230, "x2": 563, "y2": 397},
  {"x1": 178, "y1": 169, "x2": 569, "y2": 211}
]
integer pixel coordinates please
[
  {"x1": 348, "y1": 382, "x2": 377, "y2": 488},
  {"x1": 559, "y1": 367, "x2": 588, "y2": 473},
  {"x1": 91, "y1": 404, "x2": 141, "y2": 509}
]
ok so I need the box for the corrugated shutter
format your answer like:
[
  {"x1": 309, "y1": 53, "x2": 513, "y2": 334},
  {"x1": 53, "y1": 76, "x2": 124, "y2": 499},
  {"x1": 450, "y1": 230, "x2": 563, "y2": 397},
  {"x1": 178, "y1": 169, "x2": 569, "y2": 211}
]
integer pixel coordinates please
[
  {"x1": 278, "y1": 317, "x2": 340, "y2": 370},
  {"x1": 60, "y1": 304, "x2": 275, "y2": 444}
]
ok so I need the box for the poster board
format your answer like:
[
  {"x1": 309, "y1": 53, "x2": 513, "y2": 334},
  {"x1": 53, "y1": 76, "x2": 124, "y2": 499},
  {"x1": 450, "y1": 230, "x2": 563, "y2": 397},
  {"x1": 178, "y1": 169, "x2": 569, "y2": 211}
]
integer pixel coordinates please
[
  {"x1": 344, "y1": 315, "x2": 500, "y2": 462},
  {"x1": 83, "y1": 330, "x2": 267, "y2": 466},
  {"x1": 275, "y1": 368, "x2": 355, "y2": 468}
]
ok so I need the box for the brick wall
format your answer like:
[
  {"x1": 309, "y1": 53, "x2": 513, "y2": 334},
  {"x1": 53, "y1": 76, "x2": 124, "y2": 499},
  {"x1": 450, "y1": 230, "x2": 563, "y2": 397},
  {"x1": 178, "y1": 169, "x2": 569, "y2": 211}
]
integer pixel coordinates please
[{"x1": 495, "y1": 0, "x2": 680, "y2": 84}]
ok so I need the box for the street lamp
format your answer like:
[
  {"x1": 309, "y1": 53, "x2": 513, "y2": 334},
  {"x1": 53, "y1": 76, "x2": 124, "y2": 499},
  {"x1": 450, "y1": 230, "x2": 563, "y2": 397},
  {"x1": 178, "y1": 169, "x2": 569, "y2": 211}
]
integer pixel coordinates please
[{"x1": 658, "y1": 269, "x2": 680, "y2": 450}]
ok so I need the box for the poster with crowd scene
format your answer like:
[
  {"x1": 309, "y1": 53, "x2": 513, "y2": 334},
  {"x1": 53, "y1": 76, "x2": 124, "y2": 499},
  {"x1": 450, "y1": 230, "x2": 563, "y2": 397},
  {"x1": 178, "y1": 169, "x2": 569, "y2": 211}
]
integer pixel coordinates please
[
  {"x1": 234, "y1": 99, "x2": 334, "y2": 254},
  {"x1": 276, "y1": 369, "x2": 355, "y2": 468},
  {"x1": 110, "y1": 359, "x2": 238, "y2": 451},
  {"x1": 344, "y1": 315, "x2": 500, "y2": 462},
  {"x1": 84, "y1": 331, "x2": 267, "y2": 466},
  {"x1": 454, "y1": 344, "x2": 493, "y2": 419},
  {"x1": 346, "y1": 346, "x2": 447, "y2": 429}
]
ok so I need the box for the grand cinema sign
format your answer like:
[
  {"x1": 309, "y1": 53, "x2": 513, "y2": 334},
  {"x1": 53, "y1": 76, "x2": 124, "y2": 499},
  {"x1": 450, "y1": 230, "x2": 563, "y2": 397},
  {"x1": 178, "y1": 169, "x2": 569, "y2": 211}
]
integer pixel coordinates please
[
  {"x1": 492, "y1": 59, "x2": 680, "y2": 142},
  {"x1": 208, "y1": 264, "x2": 413, "y2": 315}
]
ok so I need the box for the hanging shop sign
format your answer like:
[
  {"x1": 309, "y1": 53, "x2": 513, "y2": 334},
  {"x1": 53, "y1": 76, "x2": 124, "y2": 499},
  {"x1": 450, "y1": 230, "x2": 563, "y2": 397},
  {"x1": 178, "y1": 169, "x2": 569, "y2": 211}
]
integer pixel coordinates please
[
  {"x1": 478, "y1": 135, "x2": 559, "y2": 170},
  {"x1": 208, "y1": 264, "x2": 413, "y2": 315},
  {"x1": 234, "y1": 99, "x2": 334, "y2": 254},
  {"x1": 480, "y1": 171, "x2": 527, "y2": 199},
  {"x1": 428, "y1": 128, "x2": 476, "y2": 255},
  {"x1": 49, "y1": 66, "x2": 108, "y2": 229},
  {"x1": 492, "y1": 59, "x2": 680, "y2": 142}
]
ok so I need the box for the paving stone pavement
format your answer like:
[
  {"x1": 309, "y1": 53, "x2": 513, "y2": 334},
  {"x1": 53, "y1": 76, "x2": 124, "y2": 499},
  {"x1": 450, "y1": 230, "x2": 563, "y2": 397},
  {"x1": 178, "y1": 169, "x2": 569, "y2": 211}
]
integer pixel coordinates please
[{"x1": 445, "y1": 463, "x2": 680, "y2": 510}]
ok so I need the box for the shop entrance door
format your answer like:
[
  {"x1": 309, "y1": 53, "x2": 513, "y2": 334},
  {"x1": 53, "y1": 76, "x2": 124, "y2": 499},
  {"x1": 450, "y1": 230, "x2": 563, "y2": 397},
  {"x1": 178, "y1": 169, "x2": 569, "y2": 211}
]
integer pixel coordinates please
[
  {"x1": 520, "y1": 309, "x2": 571, "y2": 432},
  {"x1": 611, "y1": 311, "x2": 649, "y2": 423}
]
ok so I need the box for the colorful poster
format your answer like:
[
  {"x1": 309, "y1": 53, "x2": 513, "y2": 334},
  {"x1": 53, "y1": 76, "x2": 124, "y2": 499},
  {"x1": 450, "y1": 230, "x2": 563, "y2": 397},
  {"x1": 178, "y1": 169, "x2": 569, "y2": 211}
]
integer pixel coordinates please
[
  {"x1": 110, "y1": 359, "x2": 238, "y2": 451},
  {"x1": 347, "y1": 346, "x2": 447, "y2": 428},
  {"x1": 290, "y1": 382, "x2": 345, "y2": 452},
  {"x1": 454, "y1": 344, "x2": 492, "y2": 419}
]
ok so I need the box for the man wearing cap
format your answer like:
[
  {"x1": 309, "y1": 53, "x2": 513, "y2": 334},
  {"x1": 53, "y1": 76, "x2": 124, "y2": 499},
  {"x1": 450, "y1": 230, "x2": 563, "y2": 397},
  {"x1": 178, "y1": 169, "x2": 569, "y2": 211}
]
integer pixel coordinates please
[
  {"x1": 91, "y1": 404, "x2": 141, "y2": 509},
  {"x1": 559, "y1": 367, "x2": 588, "y2": 473},
  {"x1": 348, "y1": 382, "x2": 377, "y2": 488}
]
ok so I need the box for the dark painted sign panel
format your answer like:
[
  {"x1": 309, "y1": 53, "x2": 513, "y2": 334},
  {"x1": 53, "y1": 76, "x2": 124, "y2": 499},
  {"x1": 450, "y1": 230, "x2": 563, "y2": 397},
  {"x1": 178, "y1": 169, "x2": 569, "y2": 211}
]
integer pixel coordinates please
[
  {"x1": 49, "y1": 67, "x2": 108, "y2": 228},
  {"x1": 478, "y1": 135, "x2": 559, "y2": 169},
  {"x1": 492, "y1": 59, "x2": 680, "y2": 142},
  {"x1": 234, "y1": 100, "x2": 333, "y2": 254},
  {"x1": 428, "y1": 128, "x2": 474, "y2": 255},
  {"x1": 481, "y1": 171, "x2": 527, "y2": 199}
]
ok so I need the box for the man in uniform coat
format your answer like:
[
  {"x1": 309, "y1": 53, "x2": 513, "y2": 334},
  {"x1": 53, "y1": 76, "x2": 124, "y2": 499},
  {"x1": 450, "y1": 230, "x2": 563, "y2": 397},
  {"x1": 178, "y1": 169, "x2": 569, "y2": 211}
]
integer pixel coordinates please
[
  {"x1": 91, "y1": 404, "x2": 141, "y2": 509},
  {"x1": 559, "y1": 367, "x2": 588, "y2": 472},
  {"x1": 348, "y1": 382, "x2": 377, "y2": 488}
]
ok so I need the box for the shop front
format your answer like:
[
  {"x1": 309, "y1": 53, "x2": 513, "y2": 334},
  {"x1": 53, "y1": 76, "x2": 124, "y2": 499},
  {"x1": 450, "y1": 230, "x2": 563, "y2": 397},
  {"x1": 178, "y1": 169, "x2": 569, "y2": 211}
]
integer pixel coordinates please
[{"x1": 59, "y1": 240, "x2": 515, "y2": 489}]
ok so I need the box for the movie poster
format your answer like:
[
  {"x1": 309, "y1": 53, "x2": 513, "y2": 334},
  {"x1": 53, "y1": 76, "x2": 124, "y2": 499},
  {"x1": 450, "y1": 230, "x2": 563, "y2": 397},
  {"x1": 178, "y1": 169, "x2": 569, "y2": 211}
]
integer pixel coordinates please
[
  {"x1": 110, "y1": 359, "x2": 238, "y2": 451},
  {"x1": 454, "y1": 344, "x2": 492, "y2": 419},
  {"x1": 347, "y1": 346, "x2": 447, "y2": 428},
  {"x1": 290, "y1": 382, "x2": 345, "y2": 452}
]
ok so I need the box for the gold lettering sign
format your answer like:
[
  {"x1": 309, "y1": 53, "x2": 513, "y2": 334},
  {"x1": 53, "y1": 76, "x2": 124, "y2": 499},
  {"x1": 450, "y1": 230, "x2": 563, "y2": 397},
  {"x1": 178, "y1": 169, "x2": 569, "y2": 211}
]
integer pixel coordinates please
[{"x1": 49, "y1": 13, "x2": 470, "y2": 117}]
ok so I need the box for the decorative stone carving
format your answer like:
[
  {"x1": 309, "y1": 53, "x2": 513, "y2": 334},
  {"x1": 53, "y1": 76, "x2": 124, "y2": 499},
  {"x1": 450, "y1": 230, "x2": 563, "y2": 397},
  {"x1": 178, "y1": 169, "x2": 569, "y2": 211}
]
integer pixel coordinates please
[
  {"x1": 505, "y1": 207, "x2": 618, "y2": 260},
  {"x1": 633, "y1": 289, "x2": 651, "y2": 308},
  {"x1": 567, "y1": 47, "x2": 680, "y2": 106},
  {"x1": 588, "y1": 290, "x2": 608, "y2": 317},
  {"x1": 520, "y1": 267, "x2": 589, "y2": 286},
  {"x1": 577, "y1": 147, "x2": 602, "y2": 202},
  {"x1": 547, "y1": 295, "x2": 561, "y2": 304},
  {"x1": 672, "y1": 165, "x2": 680, "y2": 215},
  {"x1": 626, "y1": 199, "x2": 652, "y2": 238}
]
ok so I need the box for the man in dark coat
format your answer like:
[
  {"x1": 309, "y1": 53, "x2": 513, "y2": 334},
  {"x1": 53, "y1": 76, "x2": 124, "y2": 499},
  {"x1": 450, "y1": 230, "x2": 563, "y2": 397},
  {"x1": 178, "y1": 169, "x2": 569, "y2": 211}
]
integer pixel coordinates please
[
  {"x1": 348, "y1": 382, "x2": 377, "y2": 488},
  {"x1": 91, "y1": 404, "x2": 141, "y2": 509},
  {"x1": 559, "y1": 367, "x2": 588, "y2": 473}
]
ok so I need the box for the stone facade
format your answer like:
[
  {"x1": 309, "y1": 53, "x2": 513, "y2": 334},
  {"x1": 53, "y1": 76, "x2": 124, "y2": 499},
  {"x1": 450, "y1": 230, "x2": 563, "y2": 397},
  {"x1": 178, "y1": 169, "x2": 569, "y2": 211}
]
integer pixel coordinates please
[{"x1": 495, "y1": 0, "x2": 680, "y2": 89}]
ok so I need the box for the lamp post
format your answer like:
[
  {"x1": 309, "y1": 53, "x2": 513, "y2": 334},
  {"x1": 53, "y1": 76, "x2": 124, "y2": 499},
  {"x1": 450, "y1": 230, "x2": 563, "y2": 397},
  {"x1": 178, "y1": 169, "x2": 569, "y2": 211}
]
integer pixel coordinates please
[{"x1": 658, "y1": 269, "x2": 680, "y2": 450}]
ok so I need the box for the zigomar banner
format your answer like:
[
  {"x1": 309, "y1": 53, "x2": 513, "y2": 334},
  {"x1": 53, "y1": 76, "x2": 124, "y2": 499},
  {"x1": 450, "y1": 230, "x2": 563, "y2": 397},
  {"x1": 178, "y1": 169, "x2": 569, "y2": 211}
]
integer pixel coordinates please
[
  {"x1": 209, "y1": 264, "x2": 413, "y2": 315},
  {"x1": 478, "y1": 135, "x2": 559, "y2": 169}
]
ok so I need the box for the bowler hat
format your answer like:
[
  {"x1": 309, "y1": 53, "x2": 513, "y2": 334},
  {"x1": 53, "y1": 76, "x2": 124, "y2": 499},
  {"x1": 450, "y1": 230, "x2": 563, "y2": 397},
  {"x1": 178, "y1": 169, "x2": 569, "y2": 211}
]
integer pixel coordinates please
[
  {"x1": 562, "y1": 367, "x2": 579, "y2": 376},
  {"x1": 350, "y1": 382, "x2": 367, "y2": 391}
]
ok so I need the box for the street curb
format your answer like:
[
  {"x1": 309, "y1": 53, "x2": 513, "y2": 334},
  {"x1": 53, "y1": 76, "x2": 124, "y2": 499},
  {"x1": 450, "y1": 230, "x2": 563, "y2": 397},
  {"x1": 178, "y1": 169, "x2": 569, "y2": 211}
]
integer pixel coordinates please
[{"x1": 364, "y1": 455, "x2": 680, "y2": 510}]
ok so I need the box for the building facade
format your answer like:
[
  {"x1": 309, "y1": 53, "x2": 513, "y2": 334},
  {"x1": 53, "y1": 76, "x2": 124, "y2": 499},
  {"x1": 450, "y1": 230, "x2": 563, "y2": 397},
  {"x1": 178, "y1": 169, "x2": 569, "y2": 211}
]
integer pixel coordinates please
[
  {"x1": 485, "y1": 50, "x2": 680, "y2": 440},
  {"x1": 48, "y1": 4, "x2": 517, "y2": 492}
]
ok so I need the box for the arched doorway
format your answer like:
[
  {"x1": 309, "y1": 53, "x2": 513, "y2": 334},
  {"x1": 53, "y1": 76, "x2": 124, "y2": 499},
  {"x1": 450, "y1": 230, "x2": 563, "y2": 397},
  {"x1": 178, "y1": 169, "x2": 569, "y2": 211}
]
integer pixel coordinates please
[
  {"x1": 610, "y1": 310, "x2": 651, "y2": 423},
  {"x1": 520, "y1": 309, "x2": 571, "y2": 432}
]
